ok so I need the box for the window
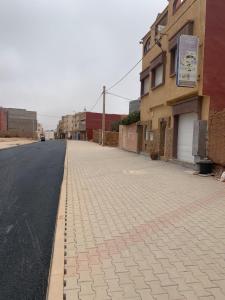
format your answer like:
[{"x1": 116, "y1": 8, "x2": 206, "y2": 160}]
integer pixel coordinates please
[
  {"x1": 155, "y1": 12, "x2": 168, "y2": 36},
  {"x1": 152, "y1": 64, "x2": 164, "y2": 89},
  {"x1": 169, "y1": 21, "x2": 194, "y2": 50},
  {"x1": 141, "y1": 76, "x2": 150, "y2": 96},
  {"x1": 144, "y1": 37, "x2": 151, "y2": 55},
  {"x1": 170, "y1": 46, "x2": 178, "y2": 75},
  {"x1": 173, "y1": 0, "x2": 185, "y2": 13},
  {"x1": 145, "y1": 127, "x2": 150, "y2": 141},
  {"x1": 150, "y1": 52, "x2": 165, "y2": 89}
]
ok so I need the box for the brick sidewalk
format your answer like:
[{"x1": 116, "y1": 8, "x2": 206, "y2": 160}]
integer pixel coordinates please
[{"x1": 61, "y1": 141, "x2": 225, "y2": 300}]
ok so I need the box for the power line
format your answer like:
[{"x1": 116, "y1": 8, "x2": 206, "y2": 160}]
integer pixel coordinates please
[
  {"x1": 106, "y1": 57, "x2": 143, "y2": 92},
  {"x1": 39, "y1": 56, "x2": 142, "y2": 118},
  {"x1": 107, "y1": 92, "x2": 138, "y2": 102},
  {"x1": 89, "y1": 92, "x2": 103, "y2": 112}
]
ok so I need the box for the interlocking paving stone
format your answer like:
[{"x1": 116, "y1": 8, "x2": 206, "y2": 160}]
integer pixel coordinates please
[{"x1": 62, "y1": 141, "x2": 225, "y2": 300}]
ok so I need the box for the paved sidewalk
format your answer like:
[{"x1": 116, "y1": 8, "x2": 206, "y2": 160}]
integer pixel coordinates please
[
  {"x1": 63, "y1": 141, "x2": 225, "y2": 300},
  {"x1": 0, "y1": 138, "x2": 36, "y2": 150}
]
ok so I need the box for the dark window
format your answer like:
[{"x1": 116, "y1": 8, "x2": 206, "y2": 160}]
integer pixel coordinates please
[
  {"x1": 150, "y1": 53, "x2": 166, "y2": 89},
  {"x1": 173, "y1": 0, "x2": 185, "y2": 13},
  {"x1": 144, "y1": 37, "x2": 151, "y2": 55},
  {"x1": 151, "y1": 64, "x2": 164, "y2": 89},
  {"x1": 170, "y1": 46, "x2": 178, "y2": 76},
  {"x1": 141, "y1": 76, "x2": 150, "y2": 96},
  {"x1": 169, "y1": 21, "x2": 194, "y2": 52}
]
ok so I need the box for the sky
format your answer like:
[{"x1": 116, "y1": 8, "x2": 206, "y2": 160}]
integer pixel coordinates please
[{"x1": 0, "y1": 0, "x2": 167, "y2": 130}]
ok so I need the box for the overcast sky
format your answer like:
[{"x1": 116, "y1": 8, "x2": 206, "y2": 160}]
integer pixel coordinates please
[{"x1": 0, "y1": 0, "x2": 167, "y2": 130}]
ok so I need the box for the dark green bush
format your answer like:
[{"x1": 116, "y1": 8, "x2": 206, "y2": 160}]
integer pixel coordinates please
[{"x1": 121, "y1": 111, "x2": 140, "y2": 126}]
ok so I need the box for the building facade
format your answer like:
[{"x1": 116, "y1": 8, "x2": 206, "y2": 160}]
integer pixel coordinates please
[
  {"x1": 37, "y1": 123, "x2": 44, "y2": 139},
  {"x1": 139, "y1": 0, "x2": 225, "y2": 166},
  {"x1": 56, "y1": 115, "x2": 73, "y2": 139},
  {"x1": 56, "y1": 120, "x2": 64, "y2": 139},
  {"x1": 69, "y1": 112, "x2": 125, "y2": 141},
  {"x1": 71, "y1": 112, "x2": 86, "y2": 140},
  {"x1": 7, "y1": 108, "x2": 37, "y2": 138},
  {"x1": 63, "y1": 115, "x2": 73, "y2": 139},
  {"x1": 45, "y1": 130, "x2": 55, "y2": 140},
  {"x1": 0, "y1": 107, "x2": 7, "y2": 133},
  {"x1": 0, "y1": 107, "x2": 37, "y2": 138}
]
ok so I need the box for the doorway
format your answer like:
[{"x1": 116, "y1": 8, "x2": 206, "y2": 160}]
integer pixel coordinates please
[{"x1": 159, "y1": 120, "x2": 167, "y2": 157}]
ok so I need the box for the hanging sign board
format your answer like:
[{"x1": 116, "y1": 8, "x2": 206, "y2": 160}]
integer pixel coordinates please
[{"x1": 176, "y1": 35, "x2": 199, "y2": 88}]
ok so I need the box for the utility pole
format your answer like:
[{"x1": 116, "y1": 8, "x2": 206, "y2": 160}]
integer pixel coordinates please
[{"x1": 102, "y1": 86, "x2": 106, "y2": 146}]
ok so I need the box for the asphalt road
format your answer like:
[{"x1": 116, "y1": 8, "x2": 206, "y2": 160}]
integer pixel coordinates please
[{"x1": 0, "y1": 140, "x2": 66, "y2": 300}]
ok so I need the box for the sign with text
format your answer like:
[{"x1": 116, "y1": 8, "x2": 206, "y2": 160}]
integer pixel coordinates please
[{"x1": 176, "y1": 35, "x2": 199, "y2": 88}]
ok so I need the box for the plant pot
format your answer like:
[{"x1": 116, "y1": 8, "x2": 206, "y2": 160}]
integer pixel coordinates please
[
  {"x1": 197, "y1": 160, "x2": 213, "y2": 175},
  {"x1": 150, "y1": 153, "x2": 159, "y2": 160}
]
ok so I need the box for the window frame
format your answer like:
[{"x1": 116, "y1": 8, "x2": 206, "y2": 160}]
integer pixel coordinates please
[
  {"x1": 170, "y1": 46, "x2": 178, "y2": 77},
  {"x1": 173, "y1": 0, "x2": 186, "y2": 14},
  {"x1": 150, "y1": 53, "x2": 166, "y2": 90},
  {"x1": 152, "y1": 64, "x2": 164, "y2": 88},
  {"x1": 143, "y1": 37, "x2": 151, "y2": 55},
  {"x1": 141, "y1": 75, "x2": 150, "y2": 97},
  {"x1": 140, "y1": 67, "x2": 150, "y2": 97}
]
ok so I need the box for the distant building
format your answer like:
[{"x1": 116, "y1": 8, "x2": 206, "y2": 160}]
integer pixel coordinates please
[
  {"x1": 56, "y1": 120, "x2": 64, "y2": 139},
  {"x1": 45, "y1": 130, "x2": 55, "y2": 140},
  {"x1": 56, "y1": 115, "x2": 73, "y2": 139},
  {"x1": 0, "y1": 107, "x2": 8, "y2": 133},
  {"x1": 129, "y1": 100, "x2": 140, "y2": 114},
  {"x1": 57, "y1": 112, "x2": 126, "y2": 140},
  {"x1": 7, "y1": 108, "x2": 37, "y2": 138},
  {"x1": 63, "y1": 115, "x2": 73, "y2": 139},
  {"x1": 0, "y1": 107, "x2": 37, "y2": 138},
  {"x1": 37, "y1": 123, "x2": 44, "y2": 139},
  {"x1": 71, "y1": 112, "x2": 126, "y2": 141}
]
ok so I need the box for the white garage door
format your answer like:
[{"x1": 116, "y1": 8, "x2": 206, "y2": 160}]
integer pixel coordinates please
[{"x1": 177, "y1": 112, "x2": 198, "y2": 163}]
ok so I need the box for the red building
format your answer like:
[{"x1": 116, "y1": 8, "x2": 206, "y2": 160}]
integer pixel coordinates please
[
  {"x1": 73, "y1": 112, "x2": 126, "y2": 141},
  {"x1": 0, "y1": 108, "x2": 7, "y2": 132}
]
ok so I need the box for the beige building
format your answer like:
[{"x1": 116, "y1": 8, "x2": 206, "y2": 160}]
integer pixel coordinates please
[
  {"x1": 44, "y1": 130, "x2": 55, "y2": 140},
  {"x1": 6, "y1": 108, "x2": 37, "y2": 138},
  {"x1": 57, "y1": 115, "x2": 74, "y2": 139},
  {"x1": 37, "y1": 123, "x2": 44, "y2": 139},
  {"x1": 71, "y1": 112, "x2": 86, "y2": 140},
  {"x1": 63, "y1": 115, "x2": 73, "y2": 139},
  {"x1": 56, "y1": 120, "x2": 63, "y2": 139},
  {"x1": 139, "y1": 0, "x2": 225, "y2": 167}
]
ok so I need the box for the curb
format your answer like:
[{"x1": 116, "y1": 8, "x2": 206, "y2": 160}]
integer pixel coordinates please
[
  {"x1": 46, "y1": 142, "x2": 68, "y2": 300},
  {"x1": 0, "y1": 141, "x2": 37, "y2": 152}
]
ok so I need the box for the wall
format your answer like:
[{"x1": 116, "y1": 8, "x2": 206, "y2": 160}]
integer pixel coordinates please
[
  {"x1": 7, "y1": 108, "x2": 37, "y2": 137},
  {"x1": 141, "y1": 0, "x2": 206, "y2": 123},
  {"x1": 93, "y1": 129, "x2": 119, "y2": 147},
  {"x1": 208, "y1": 110, "x2": 225, "y2": 166},
  {"x1": 139, "y1": 0, "x2": 208, "y2": 161},
  {"x1": 203, "y1": 0, "x2": 225, "y2": 112},
  {"x1": 86, "y1": 112, "x2": 125, "y2": 140},
  {"x1": 119, "y1": 124, "x2": 138, "y2": 153},
  {"x1": 0, "y1": 131, "x2": 34, "y2": 138},
  {"x1": 93, "y1": 130, "x2": 101, "y2": 144},
  {"x1": 0, "y1": 108, "x2": 7, "y2": 132},
  {"x1": 203, "y1": 0, "x2": 225, "y2": 166},
  {"x1": 86, "y1": 113, "x2": 124, "y2": 131}
]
